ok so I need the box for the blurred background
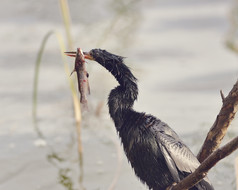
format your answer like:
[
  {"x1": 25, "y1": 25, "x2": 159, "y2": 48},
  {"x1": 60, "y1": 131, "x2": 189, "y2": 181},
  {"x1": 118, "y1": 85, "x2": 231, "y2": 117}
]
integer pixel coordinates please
[{"x1": 1, "y1": 0, "x2": 238, "y2": 189}]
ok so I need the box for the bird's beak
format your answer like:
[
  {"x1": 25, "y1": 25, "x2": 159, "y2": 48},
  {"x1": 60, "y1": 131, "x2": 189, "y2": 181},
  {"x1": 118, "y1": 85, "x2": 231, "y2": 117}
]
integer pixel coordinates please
[
  {"x1": 64, "y1": 51, "x2": 94, "y2": 60},
  {"x1": 64, "y1": 51, "x2": 76, "y2": 57},
  {"x1": 83, "y1": 51, "x2": 94, "y2": 60}
]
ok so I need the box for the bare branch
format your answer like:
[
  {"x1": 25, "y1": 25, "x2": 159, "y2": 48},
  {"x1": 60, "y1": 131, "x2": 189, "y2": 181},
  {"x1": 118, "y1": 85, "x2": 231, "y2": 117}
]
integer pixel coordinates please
[
  {"x1": 197, "y1": 80, "x2": 238, "y2": 162},
  {"x1": 171, "y1": 136, "x2": 238, "y2": 190}
]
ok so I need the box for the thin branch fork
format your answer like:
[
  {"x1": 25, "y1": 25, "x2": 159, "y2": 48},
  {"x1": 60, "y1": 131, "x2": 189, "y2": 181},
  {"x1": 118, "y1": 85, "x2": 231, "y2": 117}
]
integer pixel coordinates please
[
  {"x1": 197, "y1": 80, "x2": 238, "y2": 162},
  {"x1": 171, "y1": 136, "x2": 238, "y2": 190}
]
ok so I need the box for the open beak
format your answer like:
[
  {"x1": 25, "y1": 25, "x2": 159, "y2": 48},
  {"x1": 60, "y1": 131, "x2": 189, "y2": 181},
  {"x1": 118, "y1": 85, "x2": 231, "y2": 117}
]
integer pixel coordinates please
[
  {"x1": 64, "y1": 51, "x2": 76, "y2": 57},
  {"x1": 64, "y1": 51, "x2": 94, "y2": 60}
]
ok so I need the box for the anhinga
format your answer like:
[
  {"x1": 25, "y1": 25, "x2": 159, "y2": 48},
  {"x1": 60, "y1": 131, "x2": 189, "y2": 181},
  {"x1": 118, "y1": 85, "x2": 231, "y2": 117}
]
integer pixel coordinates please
[{"x1": 66, "y1": 49, "x2": 214, "y2": 190}]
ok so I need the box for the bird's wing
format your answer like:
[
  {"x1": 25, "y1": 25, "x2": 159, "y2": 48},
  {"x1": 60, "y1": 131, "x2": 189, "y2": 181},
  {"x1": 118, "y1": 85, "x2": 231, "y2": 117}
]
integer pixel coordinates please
[{"x1": 150, "y1": 121, "x2": 200, "y2": 175}]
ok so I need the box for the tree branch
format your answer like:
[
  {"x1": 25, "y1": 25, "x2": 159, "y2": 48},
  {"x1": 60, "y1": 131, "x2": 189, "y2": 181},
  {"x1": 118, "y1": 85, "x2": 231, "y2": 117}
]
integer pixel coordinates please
[
  {"x1": 197, "y1": 80, "x2": 238, "y2": 162},
  {"x1": 171, "y1": 136, "x2": 238, "y2": 190}
]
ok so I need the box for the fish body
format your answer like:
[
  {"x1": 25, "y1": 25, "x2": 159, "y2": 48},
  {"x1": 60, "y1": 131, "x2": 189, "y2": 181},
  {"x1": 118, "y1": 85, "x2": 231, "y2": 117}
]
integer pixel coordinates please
[{"x1": 71, "y1": 48, "x2": 90, "y2": 108}]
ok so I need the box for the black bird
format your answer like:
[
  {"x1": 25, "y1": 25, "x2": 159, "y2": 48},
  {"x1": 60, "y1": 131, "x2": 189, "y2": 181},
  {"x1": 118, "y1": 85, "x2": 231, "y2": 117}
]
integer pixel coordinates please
[{"x1": 66, "y1": 49, "x2": 214, "y2": 190}]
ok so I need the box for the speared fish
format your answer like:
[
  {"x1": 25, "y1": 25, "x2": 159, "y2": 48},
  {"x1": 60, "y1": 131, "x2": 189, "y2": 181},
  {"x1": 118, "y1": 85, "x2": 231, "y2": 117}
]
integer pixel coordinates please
[{"x1": 69, "y1": 48, "x2": 90, "y2": 108}]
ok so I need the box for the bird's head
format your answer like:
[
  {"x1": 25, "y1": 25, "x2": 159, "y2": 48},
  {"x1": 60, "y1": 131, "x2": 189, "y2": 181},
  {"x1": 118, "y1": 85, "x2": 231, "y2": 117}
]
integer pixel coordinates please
[{"x1": 65, "y1": 48, "x2": 124, "y2": 66}]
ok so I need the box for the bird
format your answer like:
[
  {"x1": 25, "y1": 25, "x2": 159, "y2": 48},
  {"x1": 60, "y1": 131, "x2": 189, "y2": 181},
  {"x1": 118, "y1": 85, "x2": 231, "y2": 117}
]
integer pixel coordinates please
[{"x1": 65, "y1": 49, "x2": 214, "y2": 190}]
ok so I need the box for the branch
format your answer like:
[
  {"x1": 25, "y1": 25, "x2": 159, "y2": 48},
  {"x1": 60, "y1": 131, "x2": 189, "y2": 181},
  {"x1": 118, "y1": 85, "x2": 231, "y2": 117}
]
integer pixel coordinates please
[
  {"x1": 171, "y1": 136, "x2": 238, "y2": 190},
  {"x1": 197, "y1": 80, "x2": 238, "y2": 162}
]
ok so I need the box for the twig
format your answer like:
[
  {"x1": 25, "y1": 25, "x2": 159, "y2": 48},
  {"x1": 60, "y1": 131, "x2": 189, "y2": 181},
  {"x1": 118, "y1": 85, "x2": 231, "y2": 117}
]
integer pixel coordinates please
[
  {"x1": 197, "y1": 80, "x2": 238, "y2": 162},
  {"x1": 220, "y1": 90, "x2": 225, "y2": 103},
  {"x1": 171, "y1": 136, "x2": 238, "y2": 190}
]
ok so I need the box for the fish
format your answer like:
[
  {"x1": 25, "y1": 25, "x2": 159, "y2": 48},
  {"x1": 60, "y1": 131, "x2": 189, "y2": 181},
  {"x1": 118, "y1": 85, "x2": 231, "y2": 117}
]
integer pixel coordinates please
[{"x1": 70, "y1": 48, "x2": 90, "y2": 108}]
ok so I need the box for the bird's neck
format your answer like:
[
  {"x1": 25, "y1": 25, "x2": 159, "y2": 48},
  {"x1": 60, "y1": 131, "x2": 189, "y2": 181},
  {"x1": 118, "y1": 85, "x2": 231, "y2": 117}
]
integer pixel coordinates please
[
  {"x1": 96, "y1": 57, "x2": 138, "y2": 129},
  {"x1": 108, "y1": 81, "x2": 138, "y2": 129}
]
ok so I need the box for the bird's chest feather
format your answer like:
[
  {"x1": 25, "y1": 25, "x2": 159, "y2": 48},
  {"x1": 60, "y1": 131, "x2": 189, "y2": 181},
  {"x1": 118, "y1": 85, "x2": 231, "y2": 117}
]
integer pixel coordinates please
[
  {"x1": 118, "y1": 115, "x2": 174, "y2": 189},
  {"x1": 118, "y1": 114, "x2": 160, "y2": 162},
  {"x1": 120, "y1": 123, "x2": 161, "y2": 168}
]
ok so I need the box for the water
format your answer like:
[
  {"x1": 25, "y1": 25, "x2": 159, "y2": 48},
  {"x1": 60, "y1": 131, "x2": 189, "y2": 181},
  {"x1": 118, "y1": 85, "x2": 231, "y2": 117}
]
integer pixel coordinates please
[{"x1": 1, "y1": 0, "x2": 238, "y2": 189}]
